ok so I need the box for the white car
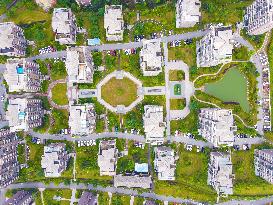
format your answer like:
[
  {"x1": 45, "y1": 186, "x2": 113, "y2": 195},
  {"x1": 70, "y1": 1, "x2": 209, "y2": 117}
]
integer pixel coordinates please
[
  {"x1": 186, "y1": 144, "x2": 193, "y2": 151},
  {"x1": 0, "y1": 96, "x2": 4, "y2": 101}
]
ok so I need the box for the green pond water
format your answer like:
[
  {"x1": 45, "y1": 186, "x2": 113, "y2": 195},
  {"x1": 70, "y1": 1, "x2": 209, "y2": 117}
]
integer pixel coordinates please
[{"x1": 205, "y1": 68, "x2": 250, "y2": 112}]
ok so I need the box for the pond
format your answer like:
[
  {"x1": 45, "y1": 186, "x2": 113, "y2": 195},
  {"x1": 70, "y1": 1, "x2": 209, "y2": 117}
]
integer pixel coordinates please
[{"x1": 205, "y1": 68, "x2": 250, "y2": 112}]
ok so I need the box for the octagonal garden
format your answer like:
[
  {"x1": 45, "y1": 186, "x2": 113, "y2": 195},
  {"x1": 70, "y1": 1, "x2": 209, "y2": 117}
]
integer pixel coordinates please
[
  {"x1": 101, "y1": 77, "x2": 138, "y2": 107},
  {"x1": 96, "y1": 71, "x2": 144, "y2": 114}
]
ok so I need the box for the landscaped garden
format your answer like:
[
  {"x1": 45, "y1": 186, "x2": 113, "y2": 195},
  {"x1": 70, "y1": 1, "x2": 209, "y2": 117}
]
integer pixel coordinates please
[
  {"x1": 154, "y1": 145, "x2": 217, "y2": 203},
  {"x1": 75, "y1": 143, "x2": 112, "y2": 184},
  {"x1": 194, "y1": 62, "x2": 258, "y2": 127},
  {"x1": 169, "y1": 70, "x2": 185, "y2": 81},
  {"x1": 43, "y1": 189, "x2": 72, "y2": 205},
  {"x1": 170, "y1": 99, "x2": 186, "y2": 110},
  {"x1": 101, "y1": 77, "x2": 138, "y2": 107},
  {"x1": 232, "y1": 143, "x2": 273, "y2": 198},
  {"x1": 51, "y1": 83, "x2": 68, "y2": 106},
  {"x1": 168, "y1": 41, "x2": 197, "y2": 67},
  {"x1": 117, "y1": 141, "x2": 148, "y2": 174}
]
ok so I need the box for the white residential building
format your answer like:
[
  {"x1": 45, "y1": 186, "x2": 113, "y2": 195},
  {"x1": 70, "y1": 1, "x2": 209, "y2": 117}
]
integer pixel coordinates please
[
  {"x1": 35, "y1": 0, "x2": 56, "y2": 11},
  {"x1": 114, "y1": 175, "x2": 152, "y2": 189},
  {"x1": 143, "y1": 105, "x2": 166, "y2": 145},
  {"x1": 154, "y1": 147, "x2": 178, "y2": 181},
  {"x1": 208, "y1": 152, "x2": 234, "y2": 195},
  {"x1": 0, "y1": 129, "x2": 20, "y2": 188},
  {"x1": 198, "y1": 108, "x2": 237, "y2": 147},
  {"x1": 140, "y1": 40, "x2": 163, "y2": 76},
  {"x1": 98, "y1": 140, "x2": 118, "y2": 176},
  {"x1": 52, "y1": 8, "x2": 77, "y2": 45},
  {"x1": 4, "y1": 58, "x2": 43, "y2": 93},
  {"x1": 6, "y1": 98, "x2": 44, "y2": 132},
  {"x1": 78, "y1": 192, "x2": 98, "y2": 205},
  {"x1": 196, "y1": 25, "x2": 234, "y2": 67},
  {"x1": 254, "y1": 149, "x2": 273, "y2": 183},
  {"x1": 41, "y1": 143, "x2": 69, "y2": 177},
  {"x1": 244, "y1": 0, "x2": 273, "y2": 35},
  {"x1": 4, "y1": 190, "x2": 33, "y2": 205},
  {"x1": 0, "y1": 22, "x2": 27, "y2": 57},
  {"x1": 104, "y1": 5, "x2": 124, "y2": 41},
  {"x1": 176, "y1": 0, "x2": 201, "y2": 28},
  {"x1": 69, "y1": 104, "x2": 96, "y2": 136},
  {"x1": 66, "y1": 46, "x2": 94, "y2": 83}
]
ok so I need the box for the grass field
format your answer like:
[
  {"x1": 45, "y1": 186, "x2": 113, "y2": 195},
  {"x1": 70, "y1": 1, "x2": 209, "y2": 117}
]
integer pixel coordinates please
[
  {"x1": 18, "y1": 137, "x2": 44, "y2": 182},
  {"x1": 168, "y1": 42, "x2": 197, "y2": 67},
  {"x1": 98, "y1": 192, "x2": 110, "y2": 205},
  {"x1": 6, "y1": 4, "x2": 51, "y2": 24},
  {"x1": 117, "y1": 141, "x2": 148, "y2": 174},
  {"x1": 154, "y1": 145, "x2": 217, "y2": 203},
  {"x1": 101, "y1": 77, "x2": 137, "y2": 107},
  {"x1": 232, "y1": 144, "x2": 273, "y2": 197},
  {"x1": 169, "y1": 70, "x2": 185, "y2": 81},
  {"x1": 51, "y1": 83, "x2": 68, "y2": 106},
  {"x1": 111, "y1": 194, "x2": 131, "y2": 205},
  {"x1": 43, "y1": 189, "x2": 72, "y2": 205},
  {"x1": 49, "y1": 109, "x2": 69, "y2": 134},
  {"x1": 170, "y1": 99, "x2": 186, "y2": 110},
  {"x1": 75, "y1": 144, "x2": 111, "y2": 182},
  {"x1": 201, "y1": 0, "x2": 253, "y2": 25}
]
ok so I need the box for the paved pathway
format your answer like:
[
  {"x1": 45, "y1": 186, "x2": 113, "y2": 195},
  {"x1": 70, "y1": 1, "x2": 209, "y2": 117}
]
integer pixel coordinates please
[
  {"x1": 6, "y1": 182, "x2": 203, "y2": 205},
  {"x1": 218, "y1": 196, "x2": 273, "y2": 205},
  {"x1": 0, "y1": 64, "x2": 6, "y2": 73},
  {"x1": 163, "y1": 43, "x2": 171, "y2": 136},
  {"x1": 232, "y1": 35, "x2": 255, "y2": 51}
]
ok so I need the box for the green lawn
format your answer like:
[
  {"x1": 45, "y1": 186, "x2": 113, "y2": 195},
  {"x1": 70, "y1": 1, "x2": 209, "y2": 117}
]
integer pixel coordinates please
[
  {"x1": 154, "y1": 145, "x2": 217, "y2": 203},
  {"x1": 101, "y1": 77, "x2": 137, "y2": 107},
  {"x1": 51, "y1": 83, "x2": 68, "y2": 106},
  {"x1": 168, "y1": 42, "x2": 197, "y2": 67},
  {"x1": 49, "y1": 109, "x2": 69, "y2": 134},
  {"x1": 111, "y1": 194, "x2": 131, "y2": 205},
  {"x1": 98, "y1": 192, "x2": 109, "y2": 205},
  {"x1": 6, "y1": 1, "x2": 51, "y2": 24},
  {"x1": 134, "y1": 197, "x2": 145, "y2": 205},
  {"x1": 232, "y1": 144, "x2": 273, "y2": 197},
  {"x1": 18, "y1": 137, "x2": 45, "y2": 182},
  {"x1": 43, "y1": 189, "x2": 72, "y2": 205},
  {"x1": 117, "y1": 141, "x2": 148, "y2": 174},
  {"x1": 75, "y1": 144, "x2": 111, "y2": 182},
  {"x1": 201, "y1": 0, "x2": 253, "y2": 25},
  {"x1": 169, "y1": 70, "x2": 185, "y2": 81},
  {"x1": 50, "y1": 61, "x2": 67, "y2": 81},
  {"x1": 170, "y1": 99, "x2": 186, "y2": 110}
]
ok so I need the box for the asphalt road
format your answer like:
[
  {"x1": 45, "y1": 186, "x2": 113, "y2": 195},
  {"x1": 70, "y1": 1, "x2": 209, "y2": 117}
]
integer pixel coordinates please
[
  {"x1": 29, "y1": 131, "x2": 146, "y2": 142},
  {"x1": 6, "y1": 182, "x2": 202, "y2": 205}
]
